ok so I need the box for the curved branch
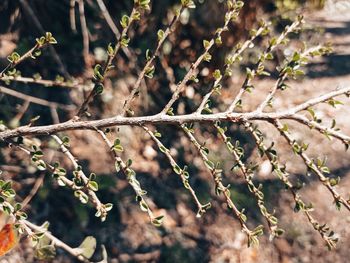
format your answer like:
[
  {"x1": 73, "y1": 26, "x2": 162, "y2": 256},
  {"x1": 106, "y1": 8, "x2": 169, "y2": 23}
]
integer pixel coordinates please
[{"x1": 1, "y1": 86, "x2": 349, "y2": 140}]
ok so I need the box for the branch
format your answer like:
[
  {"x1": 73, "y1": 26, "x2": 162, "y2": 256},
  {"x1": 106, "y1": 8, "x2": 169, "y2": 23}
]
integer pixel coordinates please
[
  {"x1": 77, "y1": 0, "x2": 90, "y2": 69},
  {"x1": 290, "y1": 114, "x2": 350, "y2": 145},
  {"x1": 243, "y1": 121, "x2": 339, "y2": 249},
  {"x1": 255, "y1": 44, "x2": 326, "y2": 112},
  {"x1": 143, "y1": 125, "x2": 210, "y2": 217},
  {"x1": 18, "y1": 0, "x2": 70, "y2": 78},
  {"x1": 273, "y1": 119, "x2": 350, "y2": 211},
  {"x1": 52, "y1": 135, "x2": 110, "y2": 221},
  {"x1": 95, "y1": 0, "x2": 120, "y2": 37},
  {"x1": 196, "y1": 23, "x2": 267, "y2": 114},
  {"x1": 0, "y1": 85, "x2": 76, "y2": 111},
  {"x1": 23, "y1": 220, "x2": 89, "y2": 262},
  {"x1": 227, "y1": 18, "x2": 303, "y2": 112},
  {"x1": 1, "y1": 85, "x2": 349, "y2": 140},
  {"x1": 76, "y1": 3, "x2": 142, "y2": 117},
  {"x1": 0, "y1": 75, "x2": 88, "y2": 89},
  {"x1": 96, "y1": 129, "x2": 160, "y2": 224},
  {"x1": 182, "y1": 124, "x2": 255, "y2": 240},
  {"x1": 160, "y1": 3, "x2": 242, "y2": 115},
  {"x1": 213, "y1": 122, "x2": 280, "y2": 237},
  {"x1": 122, "y1": 5, "x2": 185, "y2": 115},
  {"x1": 282, "y1": 86, "x2": 350, "y2": 115}
]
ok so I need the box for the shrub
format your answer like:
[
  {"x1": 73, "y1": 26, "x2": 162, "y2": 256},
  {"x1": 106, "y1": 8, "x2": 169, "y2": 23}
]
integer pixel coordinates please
[{"x1": 0, "y1": 0, "x2": 349, "y2": 261}]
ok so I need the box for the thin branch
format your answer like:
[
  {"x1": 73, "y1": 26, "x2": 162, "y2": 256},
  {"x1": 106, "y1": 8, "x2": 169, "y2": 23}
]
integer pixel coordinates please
[
  {"x1": 213, "y1": 123, "x2": 279, "y2": 237},
  {"x1": 0, "y1": 85, "x2": 76, "y2": 111},
  {"x1": 0, "y1": 75, "x2": 88, "y2": 89},
  {"x1": 95, "y1": 0, "x2": 120, "y2": 38},
  {"x1": 95, "y1": 0, "x2": 134, "y2": 61},
  {"x1": 78, "y1": 0, "x2": 90, "y2": 69},
  {"x1": 160, "y1": 5, "x2": 238, "y2": 115},
  {"x1": 255, "y1": 45, "x2": 324, "y2": 112},
  {"x1": 143, "y1": 125, "x2": 209, "y2": 216},
  {"x1": 290, "y1": 114, "x2": 350, "y2": 144},
  {"x1": 196, "y1": 23, "x2": 267, "y2": 114},
  {"x1": 243, "y1": 120, "x2": 338, "y2": 248},
  {"x1": 282, "y1": 86, "x2": 350, "y2": 115},
  {"x1": 70, "y1": 0, "x2": 77, "y2": 32},
  {"x1": 122, "y1": 5, "x2": 185, "y2": 115},
  {"x1": 96, "y1": 129, "x2": 158, "y2": 223},
  {"x1": 21, "y1": 173, "x2": 45, "y2": 209},
  {"x1": 0, "y1": 43, "x2": 46, "y2": 77},
  {"x1": 273, "y1": 119, "x2": 350, "y2": 211},
  {"x1": 52, "y1": 135, "x2": 108, "y2": 220},
  {"x1": 6, "y1": 139, "x2": 76, "y2": 190},
  {"x1": 18, "y1": 0, "x2": 70, "y2": 78},
  {"x1": 227, "y1": 18, "x2": 303, "y2": 112},
  {"x1": 11, "y1": 100, "x2": 30, "y2": 125},
  {"x1": 23, "y1": 220, "x2": 89, "y2": 262},
  {"x1": 76, "y1": 5, "x2": 139, "y2": 117},
  {"x1": 181, "y1": 124, "x2": 254, "y2": 238}
]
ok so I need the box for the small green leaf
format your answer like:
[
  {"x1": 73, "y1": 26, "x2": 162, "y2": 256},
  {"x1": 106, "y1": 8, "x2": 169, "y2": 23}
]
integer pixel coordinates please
[
  {"x1": 88, "y1": 181, "x2": 99, "y2": 192},
  {"x1": 157, "y1": 29, "x2": 165, "y2": 41}
]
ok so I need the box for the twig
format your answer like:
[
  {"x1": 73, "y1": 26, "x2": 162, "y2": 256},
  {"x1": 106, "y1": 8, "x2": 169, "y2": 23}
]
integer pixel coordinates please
[
  {"x1": 182, "y1": 124, "x2": 255, "y2": 238},
  {"x1": 23, "y1": 220, "x2": 89, "y2": 262},
  {"x1": 290, "y1": 114, "x2": 350, "y2": 144},
  {"x1": 0, "y1": 85, "x2": 76, "y2": 111},
  {"x1": 12, "y1": 100, "x2": 30, "y2": 125},
  {"x1": 160, "y1": 4, "x2": 239, "y2": 115},
  {"x1": 95, "y1": 0, "x2": 119, "y2": 38},
  {"x1": 255, "y1": 45, "x2": 324, "y2": 112},
  {"x1": 78, "y1": 0, "x2": 91, "y2": 69},
  {"x1": 213, "y1": 123, "x2": 279, "y2": 237},
  {"x1": 273, "y1": 119, "x2": 350, "y2": 211},
  {"x1": 70, "y1": 0, "x2": 77, "y2": 32},
  {"x1": 76, "y1": 5, "x2": 139, "y2": 117},
  {"x1": 143, "y1": 125, "x2": 209, "y2": 216},
  {"x1": 122, "y1": 5, "x2": 185, "y2": 115},
  {"x1": 243, "y1": 121, "x2": 338, "y2": 249},
  {"x1": 227, "y1": 18, "x2": 303, "y2": 112},
  {"x1": 196, "y1": 23, "x2": 267, "y2": 114},
  {"x1": 18, "y1": 0, "x2": 70, "y2": 78},
  {"x1": 51, "y1": 135, "x2": 108, "y2": 220},
  {"x1": 21, "y1": 173, "x2": 45, "y2": 209},
  {"x1": 95, "y1": 0, "x2": 134, "y2": 61},
  {"x1": 96, "y1": 129, "x2": 158, "y2": 223},
  {"x1": 0, "y1": 43, "x2": 47, "y2": 77},
  {"x1": 0, "y1": 75, "x2": 88, "y2": 89}
]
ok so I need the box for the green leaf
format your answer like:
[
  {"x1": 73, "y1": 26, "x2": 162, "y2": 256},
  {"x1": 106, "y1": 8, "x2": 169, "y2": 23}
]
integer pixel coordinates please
[
  {"x1": 203, "y1": 40, "x2": 211, "y2": 49},
  {"x1": 181, "y1": 0, "x2": 196, "y2": 8},
  {"x1": 35, "y1": 245, "x2": 56, "y2": 260},
  {"x1": 120, "y1": 15, "x2": 130, "y2": 28},
  {"x1": 88, "y1": 181, "x2": 99, "y2": 192},
  {"x1": 93, "y1": 64, "x2": 103, "y2": 81},
  {"x1": 145, "y1": 65, "x2": 155, "y2": 79},
  {"x1": 104, "y1": 203, "x2": 113, "y2": 212},
  {"x1": 121, "y1": 36, "x2": 130, "y2": 47},
  {"x1": 173, "y1": 165, "x2": 182, "y2": 175},
  {"x1": 107, "y1": 43, "x2": 115, "y2": 56},
  {"x1": 95, "y1": 84, "x2": 104, "y2": 95},
  {"x1": 151, "y1": 215, "x2": 164, "y2": 227},
  {"x1": 157, "y1": 29, "x2": 165, "y2": 41},
  {"x1": 76, "y1": 236, "x2": 97, "y2": 259}
]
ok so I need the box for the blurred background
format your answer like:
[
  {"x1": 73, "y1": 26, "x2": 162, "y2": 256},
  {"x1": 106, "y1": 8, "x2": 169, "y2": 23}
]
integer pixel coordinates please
[{"x1": 1, "y1": 0, "x2": 350, "y2": 262}]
